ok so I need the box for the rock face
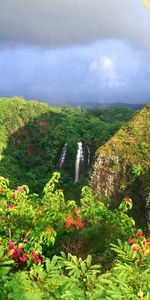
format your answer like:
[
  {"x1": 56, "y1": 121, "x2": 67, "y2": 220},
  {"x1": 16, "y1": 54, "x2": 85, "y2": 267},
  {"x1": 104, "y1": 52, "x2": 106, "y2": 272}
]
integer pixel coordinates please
[
  {"x1": 90, "y1": 104, "x2": 150, "y2": 227},
  {"x1": 91, "y1": 155, "x2": 128, "y2": 199}
]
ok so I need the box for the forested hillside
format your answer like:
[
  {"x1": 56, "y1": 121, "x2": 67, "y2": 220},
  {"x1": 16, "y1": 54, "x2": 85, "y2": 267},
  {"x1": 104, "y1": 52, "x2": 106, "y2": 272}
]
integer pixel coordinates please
[
  {"x1": 0, "y1": 97, "x2": 134, "y2": 198},
  {"x1": 91, "y1": 104, "x2": 150, "y2": 227},
  {"x1": 0, "y1": 98, "x2": 149, "y2": 299}
]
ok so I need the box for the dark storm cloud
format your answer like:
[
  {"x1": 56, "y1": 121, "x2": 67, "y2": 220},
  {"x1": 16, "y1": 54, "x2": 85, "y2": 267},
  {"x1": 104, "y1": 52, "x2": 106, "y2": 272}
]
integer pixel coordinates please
[
  {"x1": 0, "y1": 0, "x2": 150, "y2": 49},
  {"x1": 0, "y1": 40, "x2": 150, "y2": 104},
  {"x1": 0, "y1": 1, "x2": 150, "y2": 104}
]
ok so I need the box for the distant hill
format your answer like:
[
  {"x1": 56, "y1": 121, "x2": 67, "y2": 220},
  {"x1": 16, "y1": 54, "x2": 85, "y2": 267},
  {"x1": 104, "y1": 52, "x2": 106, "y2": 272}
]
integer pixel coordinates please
[
  {"x1": 90, "y1": 103, "x2": 150, "y2": 228},
  {"x1": 67, "y1": 101, "x2": 145, "y2": 110}
]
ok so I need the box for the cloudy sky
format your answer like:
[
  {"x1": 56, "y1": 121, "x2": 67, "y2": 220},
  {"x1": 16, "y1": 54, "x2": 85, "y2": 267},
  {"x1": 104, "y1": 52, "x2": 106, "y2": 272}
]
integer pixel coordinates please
[{"x1": 0, "y1": 0, "x2": 150, "y2": 105}]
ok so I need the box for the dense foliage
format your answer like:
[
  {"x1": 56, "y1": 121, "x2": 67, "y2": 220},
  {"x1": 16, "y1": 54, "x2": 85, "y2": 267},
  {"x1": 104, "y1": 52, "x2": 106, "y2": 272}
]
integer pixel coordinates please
[
  {"x1": 91, "y1": 103, "x2": 150, "y2": 226},
  {"x1": 0, "y1": 98, "x2": 149, "y2": 298},
  {"x1": 0, "y1": 173, "x2": 149, "y2": 299},
  {"x1": 0, "y1": 97, "x2": 134, "y2": 198}
]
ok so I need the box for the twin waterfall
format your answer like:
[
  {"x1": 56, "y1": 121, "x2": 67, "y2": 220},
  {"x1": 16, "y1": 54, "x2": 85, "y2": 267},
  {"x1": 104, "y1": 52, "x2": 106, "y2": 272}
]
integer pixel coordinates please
[
  {"x1": 74, "y1": 142, "x2": 84, "y2": 183},
  {"x1": 56, "y1": 143, "x2": 68, "y2": 169},
  {"x1": 56, "y1": 142, "x2": 90, "y2": 183}
]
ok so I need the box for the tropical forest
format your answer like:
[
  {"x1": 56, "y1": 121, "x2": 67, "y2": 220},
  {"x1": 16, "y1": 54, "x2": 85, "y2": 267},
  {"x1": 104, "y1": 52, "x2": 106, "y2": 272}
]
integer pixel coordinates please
[{"x1": 0, "y1": 97, "x2": 150, "y2": 299}]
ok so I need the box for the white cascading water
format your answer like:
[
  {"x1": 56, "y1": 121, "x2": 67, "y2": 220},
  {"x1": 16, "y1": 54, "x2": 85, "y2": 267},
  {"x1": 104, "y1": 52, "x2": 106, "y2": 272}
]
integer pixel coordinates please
[
  {"x1": 87, "y1": 145, "x2": 90, "y2": 168},
  {"x1": 56, "y1": 143, "x2": 67, "y2": 169},
  {"x1": 74, "y1": 142, "x2": 84, "y2": 183}
]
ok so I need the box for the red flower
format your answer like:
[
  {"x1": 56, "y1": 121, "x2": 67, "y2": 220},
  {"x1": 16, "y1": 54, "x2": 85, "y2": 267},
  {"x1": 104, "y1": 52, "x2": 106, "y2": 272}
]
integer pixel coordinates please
[
  {"x1": 146, "y1": 239, "x2": 150, "y2": 246},
  {"x1": 11, "y1": 249, "x2": 19, "y2": 260},
  {"x1": 31, "y1": 250, "x2": 41, "y2": 263},
  {"x1": 31, "y1": 250, "x2": 37, "y2": 256},
  {"x1": 11, "y1": 247, "x2": 23, "y2": 260},
  {"x1": 127, "y1": 238, "x2": 135, "y2": 244},
  {"x1": 65, "y1": 216, "x2": 75, "y2": 229},
  {"x1": 0, "y1": 189, "x2": 4, "y2": 193},
  {"x1": 17, "y1": 186, "x2": 23, "y2": 193},
  {"x1": 73, "y1": 208, "x2": 80, "y2": 215},
  {"x1": 75, "y1": 218, "x2": 85, "y2": 229},
  {"x1": 12, "y1": 192, "x2": 17, "y2": 197},
  {"x1": 16, "y1": 247, "x2": 23, "y2": 253},
  {"x1": 124, "y1": 197, "x2": 131, "y2": 203},
  {"x1": 33, "y1": 255, "x2": 41, "y2": 263},
  {"x1": 133, "y1": 246, "x2": 139, "y2": 252},
  {"x1": 9, "y1": 203, "x2": 15, "y2": 210},
  {"x1": 8, "y1": 241, "x2": 15, "y2": 250},
  {"x1": 20, "y1": 253, "x2": 28, "y2": 263},
  {"x1": 136, "y1": 231, "x2": 142, "y2": 238},
  {"x1": 65, "y1": 216, "x2": 85, "y2": 230}
]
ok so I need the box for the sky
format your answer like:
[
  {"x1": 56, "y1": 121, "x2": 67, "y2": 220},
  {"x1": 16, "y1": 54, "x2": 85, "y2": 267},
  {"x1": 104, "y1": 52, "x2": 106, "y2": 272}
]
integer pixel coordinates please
[{"x1": 0, "y1": 0, "x2": 150, "y2": 105}]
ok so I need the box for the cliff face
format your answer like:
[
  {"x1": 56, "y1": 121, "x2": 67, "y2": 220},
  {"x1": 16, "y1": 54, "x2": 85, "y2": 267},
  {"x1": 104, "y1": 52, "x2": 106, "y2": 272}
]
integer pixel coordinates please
[{"x1": 90, "y1": 104, "x2": 150, "y2": 227}]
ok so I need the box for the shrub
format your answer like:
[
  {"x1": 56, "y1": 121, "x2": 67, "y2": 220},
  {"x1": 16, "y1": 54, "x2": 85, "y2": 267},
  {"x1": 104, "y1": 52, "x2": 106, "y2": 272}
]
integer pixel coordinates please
[{"x1": 0, "y1": 173, "x2": 149, "y2": 299}]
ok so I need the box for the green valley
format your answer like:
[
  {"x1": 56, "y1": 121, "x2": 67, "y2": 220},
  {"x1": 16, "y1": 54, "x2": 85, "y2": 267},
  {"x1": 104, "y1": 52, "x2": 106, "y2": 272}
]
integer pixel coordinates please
[
  {"x1": 0, "y1": 97, "x2": 134, "y2": 198},
  {"x1": 0, "y1": 97, "x2": 149, "y2": 300}
]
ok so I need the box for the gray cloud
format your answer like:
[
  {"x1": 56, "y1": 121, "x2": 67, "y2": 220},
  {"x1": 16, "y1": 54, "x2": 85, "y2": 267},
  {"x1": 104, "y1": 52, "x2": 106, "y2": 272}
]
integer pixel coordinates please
[
  {"x1": 0, "y1": 40, "x2": 150, "y2": 104},
  {"x1": 0, "y1": 0, "x2": 150, "y2": 49},
  {"x1": 0, "y1": 1, "x2": 150, "y2": 104}
]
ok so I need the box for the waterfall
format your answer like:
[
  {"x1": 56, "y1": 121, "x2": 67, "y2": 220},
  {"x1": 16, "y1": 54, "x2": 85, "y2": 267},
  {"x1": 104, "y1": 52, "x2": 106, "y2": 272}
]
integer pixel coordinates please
[
  {"x1": 57, "y1": 142, "x2": 90, "y2": 182},
  {"x1": 74, "y1": 142, "x2": 84, "y2": 183},
  {"x1": 87, "y1": 145, "x2": 90, "y2": 168},
  {"x1": 56, "y1": 143, "x2": 67, "y2": 169}
]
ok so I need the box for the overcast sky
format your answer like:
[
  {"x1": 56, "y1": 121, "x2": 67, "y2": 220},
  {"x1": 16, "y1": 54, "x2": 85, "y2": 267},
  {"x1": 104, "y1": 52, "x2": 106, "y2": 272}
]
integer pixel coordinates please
[{"x1": 0, "y1": 0, "x2": 150, "y2": 105}]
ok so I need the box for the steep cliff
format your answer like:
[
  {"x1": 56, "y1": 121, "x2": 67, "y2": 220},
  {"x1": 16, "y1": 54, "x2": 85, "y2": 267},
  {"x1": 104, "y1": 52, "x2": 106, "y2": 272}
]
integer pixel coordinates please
[{"x1": 90, "y1": 104, "x2": 150, "y2": 227}]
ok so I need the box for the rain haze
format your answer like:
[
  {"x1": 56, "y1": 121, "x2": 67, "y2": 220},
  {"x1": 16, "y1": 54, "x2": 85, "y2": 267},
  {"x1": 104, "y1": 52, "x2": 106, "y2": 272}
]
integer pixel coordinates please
[{"x1": 0, "y1": 0, "x2": 150, "y2": 105}]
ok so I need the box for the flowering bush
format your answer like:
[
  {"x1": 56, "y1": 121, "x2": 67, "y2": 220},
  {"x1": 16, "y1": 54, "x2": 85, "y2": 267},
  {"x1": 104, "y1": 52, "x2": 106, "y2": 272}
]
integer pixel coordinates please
[
  {"x1": 0, "y1": 174, "x2": 135, "y2": 260},
  {"x1": 0, "y1": 174, "x2": 65, "y2": 254},
  {"x1": 1, "y1": 236, "x2": 149, "y2": 299},
  {"x1": 0, "y1": 173, "x2": 149, "y2": 299}
]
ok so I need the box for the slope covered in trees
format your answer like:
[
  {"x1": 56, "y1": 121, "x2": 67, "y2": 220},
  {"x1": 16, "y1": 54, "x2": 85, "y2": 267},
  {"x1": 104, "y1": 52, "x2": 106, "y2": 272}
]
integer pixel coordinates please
[
  {"x1": 91, "y1": 104, "x2": 150, "y2": 227},
  {"x1": 0, "y1": 97, "x2": 134, "y2": 198}
]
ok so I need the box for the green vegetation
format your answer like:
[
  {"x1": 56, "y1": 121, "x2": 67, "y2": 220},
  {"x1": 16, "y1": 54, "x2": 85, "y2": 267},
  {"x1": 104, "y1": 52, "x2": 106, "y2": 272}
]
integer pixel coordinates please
[
  {"x1": 0, "y1": 97, "x2": 150, "y2": 298},
  {"x1": 91, "y1": 104, "x2": 150, "y2": 227},
  {"x1": 0, "y1": 173, "x2": 149, "y2": 299},
  {"x1": 0, "y1": 97, "x2": 134, "y2": 198}
]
